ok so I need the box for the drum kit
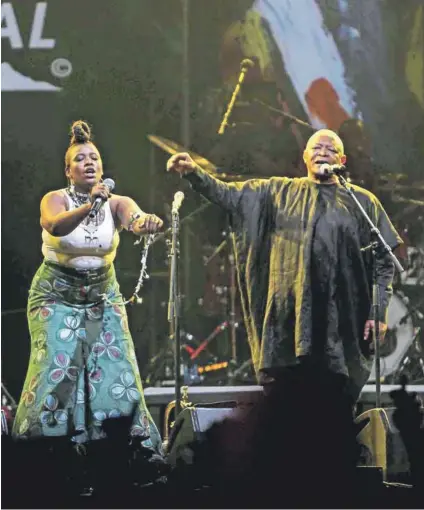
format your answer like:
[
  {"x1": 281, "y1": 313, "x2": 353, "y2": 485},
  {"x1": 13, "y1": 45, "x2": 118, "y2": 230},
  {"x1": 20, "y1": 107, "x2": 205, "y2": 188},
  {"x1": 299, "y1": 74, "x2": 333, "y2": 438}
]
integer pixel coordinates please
[
  {"x1": 145, "y1": 134, "x2": 424, "y2": 387},
  {"x1": 369, "y1": 182, "x2": 424, "y2": 384}
]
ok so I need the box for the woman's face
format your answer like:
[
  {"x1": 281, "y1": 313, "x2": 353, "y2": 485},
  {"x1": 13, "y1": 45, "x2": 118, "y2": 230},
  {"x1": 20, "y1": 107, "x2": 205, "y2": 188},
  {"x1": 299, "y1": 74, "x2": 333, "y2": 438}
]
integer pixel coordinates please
[{"x1": 65, "y1": 143, "x2": 103, "y2": 190}]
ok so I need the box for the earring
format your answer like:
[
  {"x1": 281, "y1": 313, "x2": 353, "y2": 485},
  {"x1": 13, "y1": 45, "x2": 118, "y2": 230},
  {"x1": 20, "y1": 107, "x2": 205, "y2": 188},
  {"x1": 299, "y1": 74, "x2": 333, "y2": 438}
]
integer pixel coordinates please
[{"x1": 68, "y1": 180, "x2": 75, "y2": 193}]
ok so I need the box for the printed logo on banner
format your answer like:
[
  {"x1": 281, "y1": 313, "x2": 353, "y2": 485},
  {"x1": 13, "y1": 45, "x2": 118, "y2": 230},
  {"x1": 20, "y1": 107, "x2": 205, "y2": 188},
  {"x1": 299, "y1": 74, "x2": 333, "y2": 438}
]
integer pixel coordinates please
[{"x1": 1, "y1": 2, "x2": 72, "y2": 92}]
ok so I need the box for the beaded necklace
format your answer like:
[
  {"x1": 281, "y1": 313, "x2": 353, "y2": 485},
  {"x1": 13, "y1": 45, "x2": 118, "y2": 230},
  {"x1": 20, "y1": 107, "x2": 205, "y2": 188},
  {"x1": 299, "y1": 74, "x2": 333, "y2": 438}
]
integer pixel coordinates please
[{"x1": 67, "y1": 186, "x2": 91, "y2": 207}]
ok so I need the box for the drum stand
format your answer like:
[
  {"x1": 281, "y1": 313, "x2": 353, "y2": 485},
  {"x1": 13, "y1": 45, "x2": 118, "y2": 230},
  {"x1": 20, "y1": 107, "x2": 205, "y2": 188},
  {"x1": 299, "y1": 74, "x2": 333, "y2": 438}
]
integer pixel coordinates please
[
  {"x1": 1, "y1": 382, "x2": 17, "y2": 409},
  {"x1": 196, "y1": 230, "x2": 239, "y2": 361},
  {"x1": 394, "y1": 329, "x2": 424, "y2": 383},
  {"x1": 394, "y1": 297, "x2": 424, "y2": 383}
]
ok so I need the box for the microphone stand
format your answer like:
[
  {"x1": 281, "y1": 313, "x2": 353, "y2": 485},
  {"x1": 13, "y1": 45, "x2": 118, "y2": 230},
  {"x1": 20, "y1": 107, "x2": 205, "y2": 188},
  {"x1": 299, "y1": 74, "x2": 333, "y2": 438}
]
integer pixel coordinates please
[
  {"x1": 335, "y1": 172, "x2": 404, "y2": 408},
  {"x1": 218, "y1": 59, "x2": 254, "y2": 135},
  {"x1": 168, "y1": 208, "x2": 182, "y2": 417}
]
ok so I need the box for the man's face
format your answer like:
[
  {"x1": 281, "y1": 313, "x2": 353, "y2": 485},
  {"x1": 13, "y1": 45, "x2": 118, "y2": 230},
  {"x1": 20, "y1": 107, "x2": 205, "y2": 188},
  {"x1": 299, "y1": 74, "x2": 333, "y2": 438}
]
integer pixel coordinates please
[{"x1": 303, "y1": 134, "x2": 346, "y2": 178}]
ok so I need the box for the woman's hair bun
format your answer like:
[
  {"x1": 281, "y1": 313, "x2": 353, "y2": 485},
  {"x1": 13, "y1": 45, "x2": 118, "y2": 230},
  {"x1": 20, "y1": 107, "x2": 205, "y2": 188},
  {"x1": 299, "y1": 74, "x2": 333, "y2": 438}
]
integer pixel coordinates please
[{"x1": 70, "y1": 120, "x2": 92, "y2": 145}]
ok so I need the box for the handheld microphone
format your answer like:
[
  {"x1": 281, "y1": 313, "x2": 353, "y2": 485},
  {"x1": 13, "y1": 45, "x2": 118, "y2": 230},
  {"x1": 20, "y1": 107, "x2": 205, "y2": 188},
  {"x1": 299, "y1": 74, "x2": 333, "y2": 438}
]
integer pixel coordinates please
[
  {"x1": 171, "y1": 191, "x2": 185, "y2": 214},
  {"x1": 88, "y1": 178, "x2": 115, "y2": 218},
  {"x1": 320, "y1": 164, "x2": 346, "y2": 176}
]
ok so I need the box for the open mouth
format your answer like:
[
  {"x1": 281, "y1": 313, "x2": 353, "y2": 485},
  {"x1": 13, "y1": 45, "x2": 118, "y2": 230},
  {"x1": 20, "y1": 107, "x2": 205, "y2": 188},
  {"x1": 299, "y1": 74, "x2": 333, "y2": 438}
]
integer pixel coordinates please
[{"x1": 84, "y1": 167, "x2": 96, "y2": 176}]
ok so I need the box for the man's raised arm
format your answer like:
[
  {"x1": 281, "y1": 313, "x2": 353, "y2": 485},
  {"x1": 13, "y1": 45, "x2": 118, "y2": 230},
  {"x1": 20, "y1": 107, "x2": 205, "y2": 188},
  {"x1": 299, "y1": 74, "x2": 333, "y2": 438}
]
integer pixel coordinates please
[{"x1": 166, "y1": 152, "x2": 269, "y2": 214}]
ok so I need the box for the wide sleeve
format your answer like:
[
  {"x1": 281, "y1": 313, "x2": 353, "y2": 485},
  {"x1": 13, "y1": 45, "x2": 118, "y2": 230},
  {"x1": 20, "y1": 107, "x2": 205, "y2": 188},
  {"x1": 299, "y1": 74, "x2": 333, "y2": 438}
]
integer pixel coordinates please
[{"x1": 183, "y1": 166, "x2": 271, "y2": 218}]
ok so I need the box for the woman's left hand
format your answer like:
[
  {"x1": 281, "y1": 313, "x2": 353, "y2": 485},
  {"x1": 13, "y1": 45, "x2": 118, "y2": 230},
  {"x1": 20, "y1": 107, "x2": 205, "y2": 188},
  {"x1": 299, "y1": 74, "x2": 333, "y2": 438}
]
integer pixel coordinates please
[{"x1": 133, "y1": 214, "x2": 164, "y2": 235}]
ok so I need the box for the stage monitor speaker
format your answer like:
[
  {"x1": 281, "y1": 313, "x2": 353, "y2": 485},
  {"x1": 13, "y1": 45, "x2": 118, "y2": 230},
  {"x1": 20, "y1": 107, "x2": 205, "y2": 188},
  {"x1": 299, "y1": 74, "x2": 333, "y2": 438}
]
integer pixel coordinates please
[
  {"x1": 166, "y1": 406, "x2": 235, "y2": 467},
  {"x1": 355, "y1": 407, "x2": 414, "y2": 481}
]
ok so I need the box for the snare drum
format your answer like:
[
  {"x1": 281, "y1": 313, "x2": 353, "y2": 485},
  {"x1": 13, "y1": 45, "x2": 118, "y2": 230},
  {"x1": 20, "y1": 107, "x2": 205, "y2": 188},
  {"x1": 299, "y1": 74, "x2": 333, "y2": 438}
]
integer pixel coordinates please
[{"x1": 368, "y1": 293, "x2": 415, "y2": 382}]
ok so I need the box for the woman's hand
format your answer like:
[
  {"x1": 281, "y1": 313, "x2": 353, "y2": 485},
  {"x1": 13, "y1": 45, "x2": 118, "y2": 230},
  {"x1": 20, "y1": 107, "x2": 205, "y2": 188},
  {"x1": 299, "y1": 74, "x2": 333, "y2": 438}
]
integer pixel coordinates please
[
  {"x1": 132, "y1": 214, "x2": 164, "y2": 235},
  {"x1": 90, "y1": 182, "x2": 111, "y2": 203}
]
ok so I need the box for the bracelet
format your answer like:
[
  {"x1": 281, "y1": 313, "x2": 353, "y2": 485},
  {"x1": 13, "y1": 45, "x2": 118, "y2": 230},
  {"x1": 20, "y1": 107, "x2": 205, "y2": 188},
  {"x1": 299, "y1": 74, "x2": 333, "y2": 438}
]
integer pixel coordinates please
[{"x1": 128, "y1": 212, "x2": 142, "y2": 232}]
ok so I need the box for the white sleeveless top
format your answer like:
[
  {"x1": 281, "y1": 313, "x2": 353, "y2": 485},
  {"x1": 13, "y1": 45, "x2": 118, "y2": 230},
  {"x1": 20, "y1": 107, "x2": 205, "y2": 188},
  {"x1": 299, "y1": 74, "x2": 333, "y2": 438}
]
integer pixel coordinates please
[{"x1": 42, "y1": 190, "x2": 120, "y2": 269}]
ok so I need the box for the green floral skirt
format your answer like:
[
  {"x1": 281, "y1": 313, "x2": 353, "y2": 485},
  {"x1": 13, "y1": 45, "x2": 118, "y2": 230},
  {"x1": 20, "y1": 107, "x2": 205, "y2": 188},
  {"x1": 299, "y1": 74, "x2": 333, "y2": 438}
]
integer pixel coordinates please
[{"x1": 12, "y1": 261, "x2": 162, "y2": 454}]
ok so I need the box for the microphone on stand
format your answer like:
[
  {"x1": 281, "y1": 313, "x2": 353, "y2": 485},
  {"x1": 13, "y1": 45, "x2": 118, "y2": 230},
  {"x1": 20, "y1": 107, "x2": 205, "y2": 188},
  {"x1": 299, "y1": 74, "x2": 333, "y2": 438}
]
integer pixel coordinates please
[
  {"x1": 172, "y1": 191, "x2": 185, "y2": 215},
  {"x1": 88, "y1": 178, "x2": 115, "y2": 218},
  {"x1": 240, "y1": 58, "x2": 255, "y2": 73},
  {"x1": 320, "y1": 164, "x2": 346, "y2": 176},
  {"x1": 218, "y1": 58, "x2": 255, "y2": 135}
]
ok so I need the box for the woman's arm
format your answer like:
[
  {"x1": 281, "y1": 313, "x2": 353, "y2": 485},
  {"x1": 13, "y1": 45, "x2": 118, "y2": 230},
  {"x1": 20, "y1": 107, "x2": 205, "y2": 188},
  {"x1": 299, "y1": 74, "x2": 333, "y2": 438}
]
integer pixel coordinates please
[
  {"x1": 41, "y1": 183, "x2": 111, "y2": 237},
  {"x1": 41, "y1": 191, "x2": 91, "y2": 237},
  {"x1": 115, "y1": 196, "x2": 163, "y2": 235}
]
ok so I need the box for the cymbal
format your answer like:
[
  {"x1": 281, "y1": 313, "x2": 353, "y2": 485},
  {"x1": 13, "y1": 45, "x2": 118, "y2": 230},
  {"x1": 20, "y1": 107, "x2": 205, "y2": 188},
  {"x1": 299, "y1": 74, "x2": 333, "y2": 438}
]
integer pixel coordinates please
[
  {"x1": 378, "y1": 172, "x2": 409, "y2": 184},
  {"x1": 380, "y1": 183, "x2": 424, "y2": 192},
  {"x1": 147, "y1": 134, "x2": 263, "y2": 182},
  {"x1": 378, "y1": 173, "x2": 424, "y2": 191},
  {"x1": 148, "y1": 134, "x2": 218, "y2": 174},
  {"x1": 391, "y1": 195, "x2": 424, "y2": 207}
]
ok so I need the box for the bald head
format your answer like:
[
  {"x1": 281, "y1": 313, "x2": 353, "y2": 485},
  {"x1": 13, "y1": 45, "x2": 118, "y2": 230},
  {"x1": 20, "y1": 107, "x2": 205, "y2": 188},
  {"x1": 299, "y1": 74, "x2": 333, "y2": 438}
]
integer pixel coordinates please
[
  {"x1": 306, "y1": 129, "x2": 344, "y2": 154},
  {"x1": 303, "y1": 129, "x2": 346, "y2": 182}
]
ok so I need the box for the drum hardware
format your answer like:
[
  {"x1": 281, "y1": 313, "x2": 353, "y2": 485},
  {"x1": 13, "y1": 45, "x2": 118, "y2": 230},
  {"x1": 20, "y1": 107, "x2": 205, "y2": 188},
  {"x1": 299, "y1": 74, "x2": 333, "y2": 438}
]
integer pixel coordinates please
[
  {"x1": 1, "y1": 382, "x2": 17, "y2": 435},
  {"x1": 199, "y1": 227, "x2": 240, "y2": 364},
  {"x1": 392, "y1": 201, "x2": 424, "y2": 288},
  {"x1": 1, "y1": 405, "x2": 12, "y2": 435},
  {"x1": 392, "y1": 327, "x2": 424, "y2": 383},
  {"x1": 185, "y1": 360, "x2": 232, "y2": 386},
  {"x1": 1, "y1": 382, "x2": 17, "y2": 409},
  {"x1": 392, "y1": 195, "x2": 424, "y2": 207},
  {"x1": 398, "y1": 246, "x2": 424, "y2": 287},
  {"x1": 228, "y1": 358, "x2": 255, "y2": 384},
  {"x1": 189, "y1": 318, "x2": 240, "y2": 363},
  {"x1": 144, "y1": 330, "x2": 210, "y2": 386},
  {"x1": 369, "y1": 292, "x2": 424, "y2": 384}
]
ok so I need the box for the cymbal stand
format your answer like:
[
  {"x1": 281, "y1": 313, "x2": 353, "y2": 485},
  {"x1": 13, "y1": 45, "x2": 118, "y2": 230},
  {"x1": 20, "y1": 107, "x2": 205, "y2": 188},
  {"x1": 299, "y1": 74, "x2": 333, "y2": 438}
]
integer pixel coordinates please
[
  {"x1": 228, "y1": 238, "x2": 238, "y2": 363},
  {"x1": 1, "y1": 382, "x2": 17, "y2": 409},
  {"x1": 394, "y1": 297, "x2": 424, "y2": 383},
  {"x1": 196, "y1": 229, "x2": 239, "y2": 364},
  {"x1": 393, "y1": 327, "x2": 424, "y2": 383}
]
